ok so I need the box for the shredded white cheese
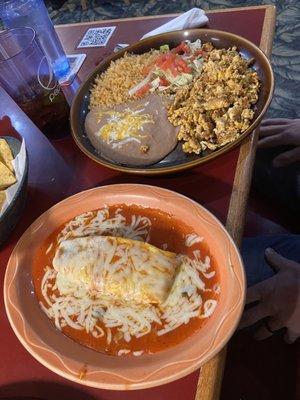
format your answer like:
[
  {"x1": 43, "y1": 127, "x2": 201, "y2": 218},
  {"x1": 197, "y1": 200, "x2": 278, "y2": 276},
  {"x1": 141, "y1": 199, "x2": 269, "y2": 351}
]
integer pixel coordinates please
[
  {"x1": 117, "y1": 349, "x2": 131, "y2": 356},
  {"x1": 58, "y1": 208, "x2": 151, "y2": 244},
  {"x1": 118, "y1": 349, "x2": 130, "y2": 356},
  {"x1": 185, "y1": 234, "x2": 203, "y2": 247},
  {"x1": 202, "y1": 271, "x2": 216, "y2": 279},
  {"x1": 133, "y1": 350, "x2": 144, "y2": 356},
  {"x1": 46, "y1": 243, "x2": 53, "y2": 255},
  {"x1": 199, "y1": 299, "x2": 218, "y2": 319},
  {"x1": 40, "y1": 207, "x2": 219, "y2": 353}
]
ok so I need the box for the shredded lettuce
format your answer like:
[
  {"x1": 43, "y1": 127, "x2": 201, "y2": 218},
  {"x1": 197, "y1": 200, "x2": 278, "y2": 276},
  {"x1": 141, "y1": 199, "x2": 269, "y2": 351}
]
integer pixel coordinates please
[
  {"x1": 128, "y1": 75, "x2": 151, "y2": 96},
  {"x1": 158, "y1": 86, "x2": 169, "y2": 92},
  {"x1": 163, "y1": 70, "x2": 176, "y2": 83},
  {"x1": 129, "y1": 40, "x2": 204, "y2": 96},
  {"x1": 149, "y1": 77, "x2": 161, "y2": 92},
  {"x1": 152, "y1": 69, "x2": 164, "y2": 78},
  {"x1": 193, "y1": 58, "x2": 203, "y2": 73},
  {"x1": 186, "y1": 39, "x2": 202, "y2": 53},
  {"x1": 170, "y1": 73, "x2": 193, "y2": 86},
  {"x1": 160, "y1": 44, "x2": 170, "y2": 52}
]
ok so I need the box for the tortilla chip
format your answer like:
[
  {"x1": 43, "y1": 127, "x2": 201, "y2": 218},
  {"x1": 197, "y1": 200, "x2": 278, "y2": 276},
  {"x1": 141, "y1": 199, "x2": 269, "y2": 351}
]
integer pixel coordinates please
[
  {"x1": 0, "y1": 160, "x2": 16, "y2": 190},
  {"x1": 0, "y1": 139, "x2": 14, "y2": 172},
  {"x1": 0, "y1": 191, "x2": 5, "y2": 211}
]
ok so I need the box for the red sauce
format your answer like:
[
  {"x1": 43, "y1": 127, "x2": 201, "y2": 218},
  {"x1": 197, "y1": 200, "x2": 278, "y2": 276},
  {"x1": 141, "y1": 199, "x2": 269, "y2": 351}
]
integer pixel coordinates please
[{"x1": 33, "y1": 204, "x2": 219, "y2": 355}]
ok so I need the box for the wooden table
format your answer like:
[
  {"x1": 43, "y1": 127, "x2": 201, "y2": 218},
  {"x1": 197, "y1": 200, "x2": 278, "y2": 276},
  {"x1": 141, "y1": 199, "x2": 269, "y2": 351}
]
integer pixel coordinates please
[{"x1": 0, "y1": 5, "x2": 276, "y2": 400}]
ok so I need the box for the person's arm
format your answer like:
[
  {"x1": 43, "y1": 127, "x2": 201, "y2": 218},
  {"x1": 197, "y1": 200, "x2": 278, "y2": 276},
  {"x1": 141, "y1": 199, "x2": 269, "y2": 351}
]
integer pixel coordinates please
[
  {"x1": 239, "y1": 248, "x2": 300, "y2": 343},
  {"x1": 259, "y1": 118, "x2": 300, "y2": 167}
]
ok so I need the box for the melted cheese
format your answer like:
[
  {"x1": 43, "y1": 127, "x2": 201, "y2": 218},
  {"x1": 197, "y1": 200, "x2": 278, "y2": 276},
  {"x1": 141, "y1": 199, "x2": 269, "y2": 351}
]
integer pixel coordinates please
[
  {"x1": 185, "y1": 233, "x2": 203, "y2": 247},
  {"x1": 58, "y1": 208, "x2": 151, "y2": 244},
  {"x1": 53, "y1": 236, "x2": 179, "y2": 305},
  {"x1": 41, "y1": 249, "x2": 218, "y2": 346},
  {"x1": 39, "y1": 208, "x2": 219, "y2": 352},
  {"x1": 97, "y1": 109, "x2": 154, "y2": 144}
]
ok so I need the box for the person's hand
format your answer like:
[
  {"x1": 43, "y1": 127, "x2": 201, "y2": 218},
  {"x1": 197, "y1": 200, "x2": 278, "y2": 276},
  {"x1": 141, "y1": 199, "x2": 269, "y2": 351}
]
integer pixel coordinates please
[
  {"x1": 239, "y1": 248, "x2": 300, "y2": 343},
  {"x1": 258, "y1": 118, "x2": 300, "y2": 167}
]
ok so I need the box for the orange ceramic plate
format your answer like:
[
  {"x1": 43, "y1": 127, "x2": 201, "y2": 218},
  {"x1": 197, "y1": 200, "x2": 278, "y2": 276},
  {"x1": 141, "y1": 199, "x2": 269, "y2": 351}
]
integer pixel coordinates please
[{"x1": 4, "y1": 184, "x2": 245, "y2": 390}]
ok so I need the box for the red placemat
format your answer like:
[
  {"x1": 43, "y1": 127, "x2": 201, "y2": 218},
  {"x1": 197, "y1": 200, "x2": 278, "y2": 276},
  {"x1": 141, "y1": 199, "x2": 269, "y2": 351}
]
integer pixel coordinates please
[{"x1": 56, "y1": 9, "x2": 265, "y2": 82}]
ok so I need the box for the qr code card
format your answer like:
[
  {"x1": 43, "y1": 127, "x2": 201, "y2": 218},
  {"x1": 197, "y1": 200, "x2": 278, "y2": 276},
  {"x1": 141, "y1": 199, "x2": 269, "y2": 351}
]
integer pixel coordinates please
[
  {"x1": 59, "y1": 54, "x2": 86, "y2": 85},
  {"x1": 77, "y1": 27, "x2": 116, "y2": 48},
  {"x1": 67, "y1": 53, "x2": 86, "y2": 71}
]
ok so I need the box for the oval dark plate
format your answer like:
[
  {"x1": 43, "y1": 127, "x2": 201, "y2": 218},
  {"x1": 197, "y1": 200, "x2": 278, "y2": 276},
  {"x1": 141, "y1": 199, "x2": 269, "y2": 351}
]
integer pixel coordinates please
[{"x1": 71, "y1": 29, "x2": 274, "y2": 175}]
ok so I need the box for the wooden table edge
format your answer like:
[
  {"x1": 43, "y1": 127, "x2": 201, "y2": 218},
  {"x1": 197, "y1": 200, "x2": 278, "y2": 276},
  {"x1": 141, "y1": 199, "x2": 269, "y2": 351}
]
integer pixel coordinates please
[
  {"x1": 55, "y1": 5, "x2": 276, "y2": 28},
  {"x1": 195, "y1": 5, "x2": 276, "y2": 400}
]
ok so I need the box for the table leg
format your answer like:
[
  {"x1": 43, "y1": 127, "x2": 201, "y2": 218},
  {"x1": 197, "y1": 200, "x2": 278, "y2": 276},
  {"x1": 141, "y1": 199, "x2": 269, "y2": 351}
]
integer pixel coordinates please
[{"x1": 195, "y1": 348, "x2": 227, "y2": 400}]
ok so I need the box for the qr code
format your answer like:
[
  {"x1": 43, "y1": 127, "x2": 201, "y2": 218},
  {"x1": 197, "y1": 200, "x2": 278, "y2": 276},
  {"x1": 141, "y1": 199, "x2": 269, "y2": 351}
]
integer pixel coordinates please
[{"x1": 77, "y1": 27, "x2": 116, "y2": 48}]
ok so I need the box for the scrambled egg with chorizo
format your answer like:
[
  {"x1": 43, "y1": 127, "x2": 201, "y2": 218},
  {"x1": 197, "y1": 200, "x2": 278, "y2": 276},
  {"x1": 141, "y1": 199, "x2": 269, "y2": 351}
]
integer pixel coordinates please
[{"x1": 168, "y1": 44, "x2": 260, "y2": 154}]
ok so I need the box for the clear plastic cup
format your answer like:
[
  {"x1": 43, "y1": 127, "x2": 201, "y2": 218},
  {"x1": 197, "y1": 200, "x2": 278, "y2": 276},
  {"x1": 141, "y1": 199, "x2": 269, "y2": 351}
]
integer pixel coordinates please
[
  {"x1": 0, "y1": 0, "x2": 70, "y2": 79},
  {"x1": 0, "y1": 27, "x2": 70, "y2": 138}
]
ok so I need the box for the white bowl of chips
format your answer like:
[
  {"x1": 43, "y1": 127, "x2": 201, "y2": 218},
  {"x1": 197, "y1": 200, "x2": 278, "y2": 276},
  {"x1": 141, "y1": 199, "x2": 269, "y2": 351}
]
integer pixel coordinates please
[{"x1": 0, "y1": 136, "x2": 28, "y2": 246}]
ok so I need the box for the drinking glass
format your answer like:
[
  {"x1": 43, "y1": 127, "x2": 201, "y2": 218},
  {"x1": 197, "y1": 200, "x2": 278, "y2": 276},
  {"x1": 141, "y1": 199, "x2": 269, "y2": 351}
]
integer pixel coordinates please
[
  {"x1": 0, "y1": 27, "x2": 70, "y2": 138},
  {"x1": 0, "y1": 0, "x2": 70, "y2": 78}
]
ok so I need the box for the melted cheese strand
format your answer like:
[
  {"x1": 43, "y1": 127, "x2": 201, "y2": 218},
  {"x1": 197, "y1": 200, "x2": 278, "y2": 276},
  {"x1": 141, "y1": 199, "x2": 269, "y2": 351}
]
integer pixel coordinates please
[
  {"x1": 58, "y1": 208, "x2": 151, "y2": 244},
  {"x1": 46, "y1": 242, "x2": 53, "y2": 255},
  {"x1": 200, "y1": 299, "x2": 217, "y2": 319},
  {"x1": 133, "y1": 350, "x2": 144, "y2": 356},
  {"x1": 185, "y1": 234, "x2": 203, "y2": 247},
  {"x1": 117, "y1": 349, "x2": 131, "y2": 356}
]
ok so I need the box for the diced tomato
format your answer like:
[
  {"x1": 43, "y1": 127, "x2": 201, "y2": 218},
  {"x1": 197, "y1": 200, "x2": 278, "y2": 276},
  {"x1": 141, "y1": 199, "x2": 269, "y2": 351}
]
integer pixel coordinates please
[
  {"x1": 142, "y1": 65, "x2": 151, "y2": 76},
  {"x1": 172, "y1": 41, "x2": 190, "y2": 54},
  {"x1": 160, "y1": 57, "x2": 173, "y2": 70},
  {"x1": 166, "y1": 62, "x2": 179, "y2": 77},
  {"x1": 159, "y1": 77, "x2": 169, "y2": 86},
  {"x1": 175, "y1": 58, "x2": 191, "y2": 73},
  {"x1": 158, "y1": 59, "x2": 176, "y2": 77},
  {"x1": 153, "y1": 50, "x2": 192, "y2": 77},
  {"x1": 135, "y1": 83, "x2": 151, "y2": 97},
  {"x1": 194, "y1": 49, "x2": 203, "y2": 57},
  {"x1": 155, "y1": 53, "x2": 173, "y2": 67},
  {"x1": 155, "y1": 53, "x2": 170, "y2": 66}
]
